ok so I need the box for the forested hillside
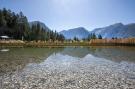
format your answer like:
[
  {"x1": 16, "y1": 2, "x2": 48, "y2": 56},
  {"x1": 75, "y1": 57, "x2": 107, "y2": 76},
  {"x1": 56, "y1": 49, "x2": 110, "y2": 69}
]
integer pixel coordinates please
[{"x1": 0, "y1": 8, "x2": 65, "y2": 41}]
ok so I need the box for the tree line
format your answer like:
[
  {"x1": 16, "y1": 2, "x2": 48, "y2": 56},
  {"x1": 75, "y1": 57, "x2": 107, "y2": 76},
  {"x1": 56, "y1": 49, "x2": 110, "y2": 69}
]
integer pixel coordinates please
[
  {"x1": 0, "y1": 8, "x2": 65, "y2": 41},
  {"x1": 72, "y1": 33, "x2": 102, "y2": 42}
]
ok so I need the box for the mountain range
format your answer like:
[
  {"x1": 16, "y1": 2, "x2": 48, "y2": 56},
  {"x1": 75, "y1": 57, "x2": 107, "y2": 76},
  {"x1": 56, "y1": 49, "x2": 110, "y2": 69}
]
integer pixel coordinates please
[
  {"x1": 59, "y1": 27, "x2": 89, "y2": 39},
  {"x1": 60, "y1": 23, "x2": 135, "y2": 39},
  {"x1": 29, "y1": 21, "x2": 135, "y2": 39},
  {"x1": 91, "y1": 23, "x2": 135, "y2": 38}
]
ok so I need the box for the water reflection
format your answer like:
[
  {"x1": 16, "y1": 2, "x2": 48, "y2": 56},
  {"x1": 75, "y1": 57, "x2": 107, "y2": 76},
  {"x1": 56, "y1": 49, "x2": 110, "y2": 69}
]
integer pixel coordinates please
[
  {"x1": 88, "y1": 47, "x2": 135, "y2": 63},
  {"x1": 0, "y1": 46, "x2": 135, "y2": 75},
  {"x1": 61, "y1": 47, "x2": 135, "y2": 63},
  {"x1": 0, "y1": 47, "x2": 135, "y2": 88},
  {"x1": 0, "y1": 49, "x2": 9, "y2": 52},
  {"x1": 0, "y1": 48, "x2": 64, "y2": 76}
]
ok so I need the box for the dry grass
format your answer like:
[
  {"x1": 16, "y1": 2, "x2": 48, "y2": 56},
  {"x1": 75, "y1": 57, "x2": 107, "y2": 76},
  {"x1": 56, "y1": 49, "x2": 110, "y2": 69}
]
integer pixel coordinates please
[
  {"x1": 0, "y1": 38, "x2": 135, "y2": 47},
  {"x1": 90, "y1": 38, "x2": 135, "y2": 46}
]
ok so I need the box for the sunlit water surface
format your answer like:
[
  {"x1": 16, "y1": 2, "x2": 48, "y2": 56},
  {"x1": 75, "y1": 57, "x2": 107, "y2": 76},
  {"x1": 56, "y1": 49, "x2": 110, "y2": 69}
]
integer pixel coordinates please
[{"x1": 0, "y1": 47, "x2": 135, "y2": 89}]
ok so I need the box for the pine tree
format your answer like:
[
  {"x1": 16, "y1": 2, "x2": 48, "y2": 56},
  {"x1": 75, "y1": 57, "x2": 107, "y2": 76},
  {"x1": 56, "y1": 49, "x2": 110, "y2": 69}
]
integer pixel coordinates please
[
  {"x1": 98, "y1": 34, "x2": 102, "y2": 39},
  {"x1": 0, "y1": 8, "x2": 65, "y2": 41},
  {"x1": 0, "y1": 10, "x2": 6, "y2": 27},
  {"x1": 92, "y1": 33, "x2": 97, "y2": 39}
]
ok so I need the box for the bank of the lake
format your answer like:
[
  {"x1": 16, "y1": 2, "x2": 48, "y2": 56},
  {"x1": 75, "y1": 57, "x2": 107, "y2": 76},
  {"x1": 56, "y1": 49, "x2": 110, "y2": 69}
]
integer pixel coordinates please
[
  {"x1": 0, "y1": 38, "x2": 135, "y2": 47},
  {"x1": 0, "y1": 41, "x2": 91, "y2": 47}
]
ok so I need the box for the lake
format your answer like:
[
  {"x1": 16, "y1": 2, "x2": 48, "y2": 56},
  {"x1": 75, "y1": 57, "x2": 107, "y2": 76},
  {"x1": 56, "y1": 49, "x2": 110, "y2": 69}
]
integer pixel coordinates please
[{"x1": 0, "y1": 47, "x2": 135, "y2": 89}]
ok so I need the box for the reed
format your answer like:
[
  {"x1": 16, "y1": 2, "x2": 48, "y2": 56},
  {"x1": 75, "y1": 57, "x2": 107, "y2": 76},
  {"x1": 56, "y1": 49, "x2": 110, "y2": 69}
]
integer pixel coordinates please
[
  {"x1": 90, "y1": 38, "x2": 135, "y2": 46},
  {"x1": 0, "y1": 38, "x2": 135, "y2": 47}
]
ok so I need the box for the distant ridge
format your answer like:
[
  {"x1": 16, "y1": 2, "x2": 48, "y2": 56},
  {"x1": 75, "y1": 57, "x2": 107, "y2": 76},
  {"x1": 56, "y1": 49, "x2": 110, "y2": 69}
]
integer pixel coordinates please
[
  {"x1": 90, "y1": 23, "x2": 135, "y2": 38},
  {"x1": 60, "y1": 23, "x2": 135, "y2": 39},
  {"x1": 59, "y1": 27, "x2": 89, "y2": 39}
]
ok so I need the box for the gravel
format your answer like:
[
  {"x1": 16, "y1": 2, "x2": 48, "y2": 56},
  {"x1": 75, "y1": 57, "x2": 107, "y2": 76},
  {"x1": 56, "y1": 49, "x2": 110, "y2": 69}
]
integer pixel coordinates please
[{"x1": 0, "y1": 54, "x2": 135, "y2": 89}]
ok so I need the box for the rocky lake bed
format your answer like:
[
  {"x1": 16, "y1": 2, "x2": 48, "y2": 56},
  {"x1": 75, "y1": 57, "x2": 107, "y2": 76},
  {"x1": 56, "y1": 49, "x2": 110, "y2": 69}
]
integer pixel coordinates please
[{"x1": 0, "y1": 47, "x2": 135, "y2": 89}]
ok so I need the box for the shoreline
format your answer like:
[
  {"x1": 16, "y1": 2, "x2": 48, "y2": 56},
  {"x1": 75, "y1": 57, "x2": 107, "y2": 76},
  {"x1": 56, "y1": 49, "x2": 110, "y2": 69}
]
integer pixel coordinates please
[
  {"x1": 0, "y1": 42, "x2": 135, "y2": 48},
  {"x1": 0, "y1": 38, "x2": 135, "y2": 47}
]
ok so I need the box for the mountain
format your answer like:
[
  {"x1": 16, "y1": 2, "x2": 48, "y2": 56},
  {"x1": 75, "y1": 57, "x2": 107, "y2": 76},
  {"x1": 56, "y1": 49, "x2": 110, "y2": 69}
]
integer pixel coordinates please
[
  {"x1": 29, "y1": 22, "x2": 135, "y2": 39},
  {"x1": 59, "y1": 27, "x2": 89, "y2": 39},
  {"x1": 29, "y1": 21, "x2": 50, "y2": 31},
  {"x1": 90, "y1": 23, "x2": 135, "y2": 38}
]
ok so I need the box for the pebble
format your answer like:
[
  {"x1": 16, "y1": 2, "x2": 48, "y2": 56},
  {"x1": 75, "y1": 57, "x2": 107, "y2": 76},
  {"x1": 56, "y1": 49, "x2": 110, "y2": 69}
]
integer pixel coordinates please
[{"x1": 0, "y1": 54, "x2": 135, "y2": 89}]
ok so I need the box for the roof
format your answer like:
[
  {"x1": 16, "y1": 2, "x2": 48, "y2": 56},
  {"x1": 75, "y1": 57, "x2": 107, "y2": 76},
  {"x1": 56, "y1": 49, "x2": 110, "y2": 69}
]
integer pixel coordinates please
[{"x1": 0, "y1": 36, "x2": 10, "y2": 39}]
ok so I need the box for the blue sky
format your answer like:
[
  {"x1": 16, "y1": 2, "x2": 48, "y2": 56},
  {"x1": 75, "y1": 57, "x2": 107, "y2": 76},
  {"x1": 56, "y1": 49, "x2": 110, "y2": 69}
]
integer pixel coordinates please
[{"x1": 0, "y1": 0, "x2": 135, "y2": 31}]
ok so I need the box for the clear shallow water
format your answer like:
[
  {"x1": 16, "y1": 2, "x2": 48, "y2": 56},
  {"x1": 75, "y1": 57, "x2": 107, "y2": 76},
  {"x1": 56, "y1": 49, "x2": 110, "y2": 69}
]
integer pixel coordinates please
[{"x1": 0, "y1": 47, "x2": 135, "y2": 89}]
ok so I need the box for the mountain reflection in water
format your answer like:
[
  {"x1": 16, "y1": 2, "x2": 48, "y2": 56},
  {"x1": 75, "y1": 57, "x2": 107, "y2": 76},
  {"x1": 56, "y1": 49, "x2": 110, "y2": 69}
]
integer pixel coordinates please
[{"x1": 0, "y1": 47, "x2": 135, "y2": 89}]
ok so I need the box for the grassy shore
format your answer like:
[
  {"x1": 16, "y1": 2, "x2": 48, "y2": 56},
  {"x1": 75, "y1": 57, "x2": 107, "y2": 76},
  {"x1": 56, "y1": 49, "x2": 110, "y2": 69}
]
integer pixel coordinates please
[
  {"x1": 0, "y1": 38, "x2": 135, "y2": 47},
  {"x1": 0, "y1": 41, "x2": 91, "y2": 47},
  {"x1": 90, "y1": 38, "x2": 135, "y2": 46}
]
